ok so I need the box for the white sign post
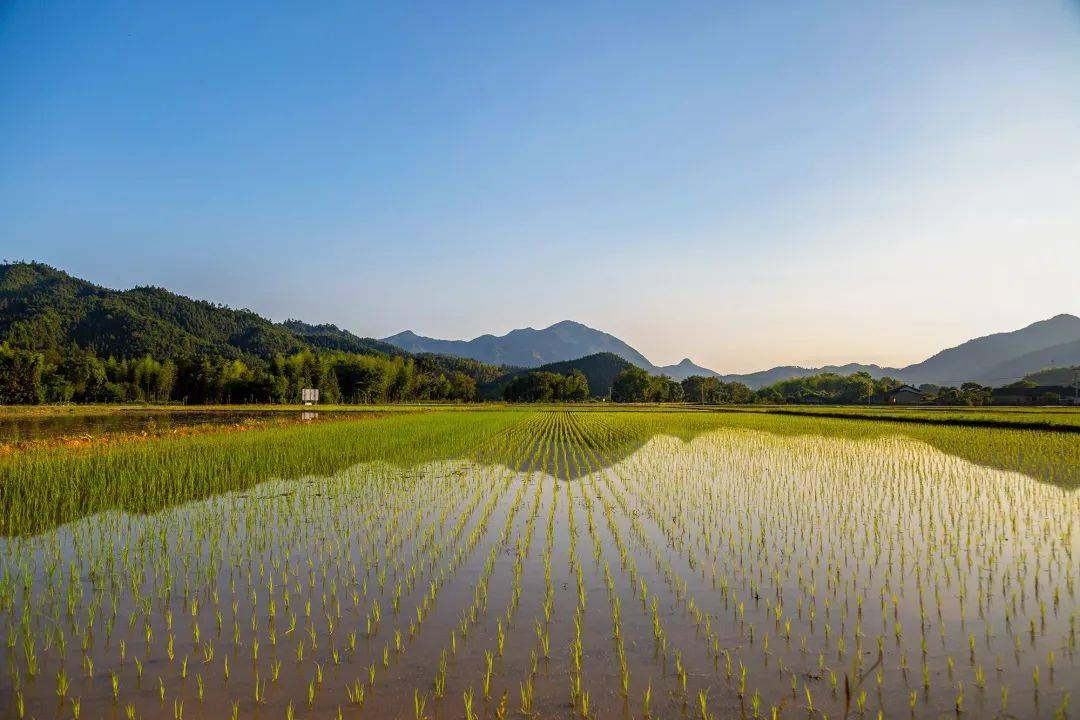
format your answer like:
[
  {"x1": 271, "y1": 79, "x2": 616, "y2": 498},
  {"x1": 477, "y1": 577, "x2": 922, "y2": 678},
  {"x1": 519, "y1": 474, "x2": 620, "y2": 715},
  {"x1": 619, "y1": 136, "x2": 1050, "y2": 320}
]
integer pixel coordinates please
[{"x1": 301, "y1": 388, "x2": 319, "y2": 405}]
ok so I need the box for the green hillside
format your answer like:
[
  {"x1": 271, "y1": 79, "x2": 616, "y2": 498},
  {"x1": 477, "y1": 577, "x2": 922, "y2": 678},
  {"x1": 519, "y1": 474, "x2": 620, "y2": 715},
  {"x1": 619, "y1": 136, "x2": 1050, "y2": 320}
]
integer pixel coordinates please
[
  {"x1": 1024, "y1": 365, "x2": 1080, "y2": 386},
  {"x1": 480, "y1": 352, "x2": 633, "y2": 399},
  {"x1": 1, "y1": 262, "x2": 305, "y2": 360},
  {"x1": 0, "y1": 262, "x2": 505, "y2": 404},
  {"x1": 280, "y1": 320, "x2": 407, "y2": 357}
]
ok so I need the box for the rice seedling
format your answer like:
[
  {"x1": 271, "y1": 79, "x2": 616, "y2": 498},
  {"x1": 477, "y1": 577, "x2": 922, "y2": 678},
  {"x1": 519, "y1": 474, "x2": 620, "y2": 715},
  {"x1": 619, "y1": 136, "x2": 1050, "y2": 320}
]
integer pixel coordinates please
[{"x1": 0, "y1": 409, "x2": 1075, "y2": 718}]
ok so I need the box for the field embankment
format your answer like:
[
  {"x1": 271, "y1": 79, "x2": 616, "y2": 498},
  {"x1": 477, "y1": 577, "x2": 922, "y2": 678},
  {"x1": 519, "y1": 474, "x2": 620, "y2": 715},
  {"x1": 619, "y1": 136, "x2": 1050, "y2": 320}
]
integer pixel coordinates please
[{"x1": 709, "y1": 404, "x2": 1080, "y2": 432}]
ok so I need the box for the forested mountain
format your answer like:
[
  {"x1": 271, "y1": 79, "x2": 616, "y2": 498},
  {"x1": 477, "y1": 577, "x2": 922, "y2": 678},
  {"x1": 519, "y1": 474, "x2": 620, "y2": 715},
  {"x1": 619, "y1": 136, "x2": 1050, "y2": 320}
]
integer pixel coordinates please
[
  {"x1": 714, "y1": 317, "x2": 1080, "y2": 388},
  {"x1": 976, "y1": 338, "x2": 1080, "y2": 385},
  {"x1": 0, "y1": 263, "x2": 503, "y2": 404},
  {"x1": 280, "y1": 320, "x2": 406, "y2": 356},
  {"x1": 1, "y1": 263, "x2": 433, "y2": 364},
  {"x1": 480, "y1": 352, "x2": 633, "y2": 399},
  {"x1": 653, "y1": 358, "x2": 722, "y2": 381},
  {"x1": 386, "y1": 322, "x2": 729, "y2": 381},
  {"x1": 895, "y1": 314, "x2": 1080, "y2": 385},
  {"x1": 1, "y1": 262, "x2": 306, "y2": 360},
  {"x1": 3, "y1": 262, "x2": 1075, "y2": 406},
  {"x1": 1024, "y1": 365, "x2": 1080, "y2": 386},
  {"x1": 716, "y1": 317, "x2": 1080, "y2": 387},
  {"x1": 716, "y1": 363, "x2": 895, "y2": 389},
  {"x1": 391, "y1": 314, "x2": 1080, "y2": 388},
  {"x1": 385, "y1": 321, "x2": 655, "y2": 369}
]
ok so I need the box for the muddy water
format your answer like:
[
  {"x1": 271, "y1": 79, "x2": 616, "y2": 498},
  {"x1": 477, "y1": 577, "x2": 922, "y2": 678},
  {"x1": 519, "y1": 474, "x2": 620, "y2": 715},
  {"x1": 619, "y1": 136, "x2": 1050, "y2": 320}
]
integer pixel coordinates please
[
  {"x1": 0, "y1": 411, "x2": 1076, "y2": 720},
  {"x1": 0, "y1": 410, "x2": 338, "y2": 443}
]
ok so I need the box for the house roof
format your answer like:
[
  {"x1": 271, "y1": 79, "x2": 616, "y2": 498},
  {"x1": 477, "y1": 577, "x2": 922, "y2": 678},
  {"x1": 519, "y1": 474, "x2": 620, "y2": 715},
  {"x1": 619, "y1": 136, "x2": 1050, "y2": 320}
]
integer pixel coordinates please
[{"x1": 889, "y1": 385, "x2": 925, "y2": 396}]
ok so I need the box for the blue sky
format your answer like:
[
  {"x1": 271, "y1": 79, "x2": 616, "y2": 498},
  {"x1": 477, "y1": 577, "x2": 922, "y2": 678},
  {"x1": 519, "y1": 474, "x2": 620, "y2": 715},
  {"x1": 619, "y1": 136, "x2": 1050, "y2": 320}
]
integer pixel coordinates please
[{"x1": 2, "y1": 1, "x2": 1078, "y2": 372}]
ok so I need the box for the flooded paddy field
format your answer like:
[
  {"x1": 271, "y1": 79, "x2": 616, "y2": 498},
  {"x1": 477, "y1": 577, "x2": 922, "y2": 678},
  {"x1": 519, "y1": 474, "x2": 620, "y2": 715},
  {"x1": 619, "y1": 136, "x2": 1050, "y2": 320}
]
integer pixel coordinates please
[
  {"x1": 0, "y1": 410, "x2": 1076, "y2": 719},
  {"x1": 0, "y1": 408, "x2": 364, "y2": 444}
]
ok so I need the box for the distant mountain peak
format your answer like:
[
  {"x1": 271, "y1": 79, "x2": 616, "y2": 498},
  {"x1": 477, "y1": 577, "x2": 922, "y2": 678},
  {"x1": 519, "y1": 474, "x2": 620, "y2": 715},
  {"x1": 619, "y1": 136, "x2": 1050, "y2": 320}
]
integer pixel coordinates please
[
  {"x1": 7, "y1": 263, "x2": 1075, "y2": 393},
  {"x1": 0, "y1": 261, "x2": 406, "y2": 362},
  {"x1": 896, "y1": 313, "x2": 1080, "y2": 385},
  {"x1": 383, "y1": 320, "x2": 656, "y2": 370},
  {"x1": 388, "y1": 312, "x2": 1078, "y2": 389}
]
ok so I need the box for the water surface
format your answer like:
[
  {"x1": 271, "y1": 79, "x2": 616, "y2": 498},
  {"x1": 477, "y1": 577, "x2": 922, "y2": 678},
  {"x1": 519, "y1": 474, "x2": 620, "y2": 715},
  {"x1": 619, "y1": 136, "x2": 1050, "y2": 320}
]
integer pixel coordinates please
[{"x1": 0, "y1": 411, "x2": 1075, "y2": 719}]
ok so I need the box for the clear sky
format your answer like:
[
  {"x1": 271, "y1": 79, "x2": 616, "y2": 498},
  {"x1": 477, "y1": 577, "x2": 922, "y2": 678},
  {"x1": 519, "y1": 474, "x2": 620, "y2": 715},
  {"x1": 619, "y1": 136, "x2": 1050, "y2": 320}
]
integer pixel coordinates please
[{"x1": 2, "y1": 1, "x2": 1078, "y2": 373}]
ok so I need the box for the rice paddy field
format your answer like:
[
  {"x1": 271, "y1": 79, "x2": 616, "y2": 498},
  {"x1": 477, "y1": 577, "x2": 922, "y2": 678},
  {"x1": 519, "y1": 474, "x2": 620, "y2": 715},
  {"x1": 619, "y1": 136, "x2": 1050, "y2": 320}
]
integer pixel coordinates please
[
  {"x1": 0, "y1": 409, "x2": 1077, "y2": 720},
  {"x1": 721, "y1": 406, "x2": 1080, "y2": 433}
]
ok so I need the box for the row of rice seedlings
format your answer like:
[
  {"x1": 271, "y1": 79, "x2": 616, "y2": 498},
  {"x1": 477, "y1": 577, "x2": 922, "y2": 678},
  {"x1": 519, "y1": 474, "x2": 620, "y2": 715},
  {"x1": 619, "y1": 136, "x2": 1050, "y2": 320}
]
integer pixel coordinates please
[
  {"x1": 581, "y1": 411, "x2": 1078, "y2": 718},
  {"x1": 2, "y1": 409, "x2": 1075, "y2": 718},
  {"x1": 466, "y1": 408, "x2": 565, "y2": 716},
  {"x1": 562, "y1": 427, "x2": 590, "y2": 718},
  {"x1": 405, "y1": 412, "x2": 556, "y2": 719},
  {"x1": 0, "y1": 410, "x2": 533, "y2": 536},
  {"x1": 408, "y1": 412, "x2": 551, "y2": 718},
  {"x1": 567, "y1": 412, "x2": 703, "y2": 718},
  {"x1": 458, "y1": 413, "x2": 557, "y2": 718},
  {"x1": 7, "y1": 462, "x2": 383, "y2": 717},
  {"x1": 566, "y1": 410, "x2": 696, "y2": 719},
  {"x1": 20, "y1": 459, "x2": 475, "y2": 717},
  {"x1": 485, "y1": 439, "x2": 545, "y2": 709},
  {"x1": 377, "y1": 459, "x2": 519, "y2": 714},
  {"x1": 539, "y1": 410, "x2": 658, "y2": 719},
  {"x1": 1, "y1": 411, "x2": 545, "y2": 718},
  {"x1": 500, "y1": 453, "x2": 561, "y2": 719},
  {"x1": 555, "y1": 412, "x2": 796, "y2": 716}
]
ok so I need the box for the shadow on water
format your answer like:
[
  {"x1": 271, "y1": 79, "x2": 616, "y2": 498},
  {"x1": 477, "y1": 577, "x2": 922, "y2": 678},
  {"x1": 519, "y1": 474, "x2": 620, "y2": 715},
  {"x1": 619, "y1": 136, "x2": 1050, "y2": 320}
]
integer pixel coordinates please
[
  {"x1": 0, "y1": 410, "x2": 526, "y2": 536},
  {"x1": 1, "y1": 409, "x2": 1075, "y2": 537},
  {"x1": 719, "y1": 411, "x2": 1080, "y2": 490},
  {"x1": 491, "y1": 410, "x2": 1079, "y2": 488},
  {"x1": 0, "y1": 408, "x2": 316, "y2": 442}
]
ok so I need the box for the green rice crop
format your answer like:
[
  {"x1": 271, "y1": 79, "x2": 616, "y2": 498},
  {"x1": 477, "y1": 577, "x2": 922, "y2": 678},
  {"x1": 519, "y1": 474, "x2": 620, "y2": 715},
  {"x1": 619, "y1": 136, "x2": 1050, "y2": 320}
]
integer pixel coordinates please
[
  {"x1": 723, "y1": 404, "x2": 1080, "y2": 431},
  {"x1": 0, "y1": 409, "x2": 1075, "y2": 719}
]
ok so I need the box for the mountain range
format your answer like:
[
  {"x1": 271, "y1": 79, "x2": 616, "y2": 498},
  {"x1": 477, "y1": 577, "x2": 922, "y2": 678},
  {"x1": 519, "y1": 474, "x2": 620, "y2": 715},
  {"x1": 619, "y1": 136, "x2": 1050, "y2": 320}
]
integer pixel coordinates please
[
  {"x1": 386, "y1": 314, "x2": 1080, "y2": 388},
  {"x1": 0, "y1": 262, "x2": 409, "y2": 362},
  {"x1": 477, "y1": 352, "x2": 635, "y2": 400},
  {"x1": 386, "y1": 322, "x2": 719, "y2": 381},
  {"x1": 3, "y1": 262, "x2": 1077, "y2": 392}
]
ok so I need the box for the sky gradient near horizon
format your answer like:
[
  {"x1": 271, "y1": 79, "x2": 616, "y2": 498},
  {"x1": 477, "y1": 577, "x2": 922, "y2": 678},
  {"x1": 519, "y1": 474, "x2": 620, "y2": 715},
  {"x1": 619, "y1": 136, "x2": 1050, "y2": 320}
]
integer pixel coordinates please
[{"x1": 2, "y1": 1, "x2": 1079, "y2": 373}]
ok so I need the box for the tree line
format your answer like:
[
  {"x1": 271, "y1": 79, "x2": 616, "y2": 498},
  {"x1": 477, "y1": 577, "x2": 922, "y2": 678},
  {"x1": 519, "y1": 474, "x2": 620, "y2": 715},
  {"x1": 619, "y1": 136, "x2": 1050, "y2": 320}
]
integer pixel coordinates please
[
  {"x1": 601, "y1": 368, "x2": 1060, "y2": 406},
  {"x1": 2, "y1": 338, "x2": 1066, "y2": 407},
  {"x1": 608, "y1": 367, "x2": 753, "y2": 403},
  {"x1": 501, "y1": 370, "x2": 589, "y2": 402},
  {"x1": 0, "y1": 343, "x2": 481, "y2": 405}
]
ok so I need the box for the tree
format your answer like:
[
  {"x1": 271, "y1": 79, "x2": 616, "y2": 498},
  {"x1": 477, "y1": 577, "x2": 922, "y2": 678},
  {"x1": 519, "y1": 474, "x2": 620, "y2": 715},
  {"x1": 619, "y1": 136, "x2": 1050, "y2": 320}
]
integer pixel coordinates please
[
  {"x1": 718, "y1": 381, "x2": 752, "y2": 403},
  {"x1": 504, "y1": 372, "x2": 558, "y2": 402},
  {"x1": 959, "y1": 382, "x2": 991, "y2": 406},
  {"x1": 447, "y1": 372, "x2": 477, "y2": 401},
  {"x1": 611, "y1": 367, "x2": 650, "y2": 403},
  {"x1": 0, "y1": 344, "x2": 46, "y2": 404},
  {"x1": 317, "y1": 363, "x2": 342, "y2": 404},
  {"x1": 386, "y1": 358, "x2": 417, "y2": 402},
  {"x1": 839, "y1": 373, "x2": 874, "y2": 404},
  {"x1": 504, "y1": 369, "x2": 590, "y2": 403},
  {"x1": 933, "y1": 387, "x2": 966, "y2": 406},
  {"x1": 56, "y1": 347, "x2": 107, "y2": 401},
  {"x1": 559, "y1": 370, "x2": 589, "y2": 401},
  {"x1": 644, "y1": 375, "x2": 680, "y2": 402},
  {"x1": 682, "y1": 375, "x2": 719, "y2": 403}
]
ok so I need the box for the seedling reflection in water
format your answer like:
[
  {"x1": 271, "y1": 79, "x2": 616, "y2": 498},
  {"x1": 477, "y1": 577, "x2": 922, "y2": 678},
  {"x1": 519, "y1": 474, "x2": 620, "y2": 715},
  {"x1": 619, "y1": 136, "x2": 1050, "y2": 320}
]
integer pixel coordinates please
[{"x1": 0, "y1": 409, "x2": 1076, "y2": 718}]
